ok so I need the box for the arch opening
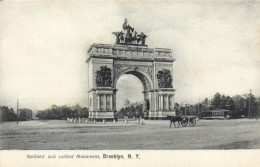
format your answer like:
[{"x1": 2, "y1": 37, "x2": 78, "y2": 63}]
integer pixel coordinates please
[
  {"x1": 113, "y1": 68, "x2": 153, "y2": 92},
  {"x1": 116, "y1": 74, "x2": 143, "y2": 110},
  {"x1": 114, "y1": 70, "x2": 153, "y2": 118}
]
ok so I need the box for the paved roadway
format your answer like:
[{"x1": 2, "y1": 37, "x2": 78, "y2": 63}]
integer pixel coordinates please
[{"x1": 0, "y1": 119, "x2": 259, "y2": 149}]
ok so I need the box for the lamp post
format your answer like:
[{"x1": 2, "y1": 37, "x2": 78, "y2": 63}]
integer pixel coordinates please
[
  {"x1": 255, "y1": 99, "x2": 259, "y2": 120},
  {"x1": 181, "y1": 101, "x2": 187, "y2": 116},
  {"x1": 198, "y1": 98, "x2": 200, "y2": 118},
  {"x1": 248, "y1": 89, "x2": 252, "y2": 119},
  {"x1": 17, "y1": 98, "x2": 19, "y2": 125},
  {"x1": 185, "y1": 103, "x2": 188, "y2": 116}
]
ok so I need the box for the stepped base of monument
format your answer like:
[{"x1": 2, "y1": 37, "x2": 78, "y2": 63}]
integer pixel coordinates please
[
  {"x1": 144, "y1": 110, "x2": 176, "y2": 120},
  {"x1": 88, "y1": 111, "x2": 115, "y2": 120},
  {"x1": 89, "y1": 111, "x2": 175, "y2": 120}
]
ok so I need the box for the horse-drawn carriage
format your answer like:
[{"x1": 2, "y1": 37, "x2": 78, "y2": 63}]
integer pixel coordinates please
[{"x1": 167, "y1": 115, "x2": 197, "y2": 128}]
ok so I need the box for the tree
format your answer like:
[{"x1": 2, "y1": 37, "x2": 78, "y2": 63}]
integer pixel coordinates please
[
  {"x1": 186, "y1": 105, "x2": 196, "y2": 115},
  {"x1": 174, "y1": 103, "x2": 181, "y2": 115},
  {"x1": 80, "y1": 107, "x2": 89, "y2": 118},
  {"x1": 232, "y1": 95, "x2": 246, "y2": 116},
  {"x1": 202, "y1": 98, "x2": 208, "y2": 107},
  {"x1": 136, "y1": 104, "x2": 143, "y2": 117},
  {"x1": 0, "y1": 106, "x2": 17, "y2": 122},
  {"x1": 225, "y1": 96, "x2": 234, "y2": 110},
  {"x1": 36, "y1": 105, "x2": 88, "y2": 120},
  {"x1": 180, "y1": 106, "x2": 185, "y2": 115},
  {"x1": 202, "y1": 98, "x2": 213, "y2": 110},
  {"x1": 212, "y1": 92, "x2": 221, "y2": 109},
  {"x1": 256, "y1": 97, "x2": 260, "y2": 119},
  {"x1": 117, "y1": 103, "x2": 143, "y2": 118},
  {"x1": 244, "y1": 93, "x2": 257, "y2": 118},
  {"x1": 116, "y1": 108, "x2": 125, "y2": 118},
  {"x1": 219, "y1": 95, "x2": 227, "y2": 109},
  {"x1": 194, "y1": 103, "x2": 203, "y2": 118},
  {"x1": 19, "y1": 108, "x2": 33, "y2": 121}
]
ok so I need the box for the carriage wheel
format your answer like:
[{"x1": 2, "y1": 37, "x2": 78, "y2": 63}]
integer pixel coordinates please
[
  {"x1": 189, "y1": 118, "x2": 196, "y2": 127},
  {"x1": 181, "y1": 117, "x2": 188, "y2": 127}
]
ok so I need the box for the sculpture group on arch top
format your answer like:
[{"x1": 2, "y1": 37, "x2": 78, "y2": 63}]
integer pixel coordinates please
[
  {"x1": 112, "y1": 18, "x2": 147, "y2": 45},
  {"x1": 94, "y1": 19, "x2": 173, "y2": 89}
]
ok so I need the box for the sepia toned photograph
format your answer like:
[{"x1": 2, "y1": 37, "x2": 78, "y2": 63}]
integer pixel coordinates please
[{"x1": 0, "y1": 0, "x2": 260, "y2": 162}]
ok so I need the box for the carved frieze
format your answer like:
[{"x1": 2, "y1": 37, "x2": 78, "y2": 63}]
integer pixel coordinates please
[
  {"x1": 114, "y1": 65, "x2": 153, "y2": 80},
  {"x1": 145, "y1": 67, "x2": 153, "y2": 79},
  {"x1": 114, "y1": 66, "x2": 125, "y2": 79}
]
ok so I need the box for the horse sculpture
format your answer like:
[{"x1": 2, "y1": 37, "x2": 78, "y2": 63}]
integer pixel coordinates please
[{"x1": 112, "y1": 18, "x2": 147, "y2": 45}]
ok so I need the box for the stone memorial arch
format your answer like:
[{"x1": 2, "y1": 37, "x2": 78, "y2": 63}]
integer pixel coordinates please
[{"x1": 87, "y1": 19, "x2": 176, "y2": 120}]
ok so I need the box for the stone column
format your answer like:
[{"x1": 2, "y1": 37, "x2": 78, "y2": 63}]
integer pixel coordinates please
[
  {"x1": 160, "y1": 95, "x2": 164, "y2": 110},
  {"x1": 158, "y1": 95, "x2": 161, "y2": 110},
  {"x1": 106, "y1": 94, "x2": 109, "y2": 110},
  {"x1": 169, "y1": 95, "x2": 173, "y2": 110},
  {"x1": 143, "y1": 92, "x2": 147, "y2": 111},
  {"x1": 100, "y1": 94, "x2": 103, "y2": 110},
  {"x1": 113, "y1": 93, "x2": 116, "y2": 111},
  {"x1": 155, "y1": 94, "x2": 158, "y2": 110},
  {"x1": 103, "y1": 94, "x2": 106, "y2": 111},
  {"x1": 165, "y1": 95, "x2": 169, "y2": 110},
  {"x1": 110, "y1": 95, "x2": 113, "y2": 110},
  {"x1": 172, "y1": 94, "x2": 175, "y2": 110},
  {"x1": 162, "y1": 95, "x2": 165, "y2": 110},
  {"x1": 153, "y1": 92, "x2": 157, "y2": 111},
  {"x1": 97, "y1": 94, "x2": 100, "y2": 111}
]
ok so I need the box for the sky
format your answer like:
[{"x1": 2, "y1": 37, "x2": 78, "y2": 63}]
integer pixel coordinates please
[{"x1": 0, "y1": 1, "x2": 260, "y2": 111}]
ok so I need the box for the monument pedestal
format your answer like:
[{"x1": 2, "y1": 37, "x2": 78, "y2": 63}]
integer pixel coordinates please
[
  {"x1": 145, "y1": 88, "x2": 176, "y2": 119},
  {"x1": 89, "y1": 111, "x2": 115, "y2": 120},
  {"x1": 88, "y1": 87, "x2": 116, "y2": 120}
]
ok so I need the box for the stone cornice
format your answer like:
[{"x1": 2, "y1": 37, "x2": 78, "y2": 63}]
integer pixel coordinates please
[
  {"x1": 87, "y1": 43, "x2": 175, "y2": 62},
  {"x1": 86, "y1": 55, "x2": 175, "y2": 63},
  {"x1": 88, "y1": 87, "x2": 118, "y2": 93},
  {"x1": 142, "y1": 88, "x2": 176, "y2": 93}
]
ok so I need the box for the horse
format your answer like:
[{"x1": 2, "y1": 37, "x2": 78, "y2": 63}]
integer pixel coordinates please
[{"x1": 167, "y1": 115, "x2": 183, "y2": 128}]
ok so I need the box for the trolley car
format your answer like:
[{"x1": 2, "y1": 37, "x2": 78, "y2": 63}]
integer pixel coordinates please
[{"x1": 202, "y1": 109, "x2": 231, "y2": 119}]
